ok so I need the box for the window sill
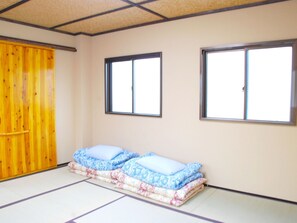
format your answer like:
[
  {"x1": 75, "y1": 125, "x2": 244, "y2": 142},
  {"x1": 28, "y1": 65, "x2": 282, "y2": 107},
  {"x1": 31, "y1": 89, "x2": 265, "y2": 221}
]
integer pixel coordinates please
[
  {"x1": 199, "y1": 117, "x2": 295, "y2": 126},
  {"x1": 105, "y1": 111, "x2": 162, "y2": 118}
]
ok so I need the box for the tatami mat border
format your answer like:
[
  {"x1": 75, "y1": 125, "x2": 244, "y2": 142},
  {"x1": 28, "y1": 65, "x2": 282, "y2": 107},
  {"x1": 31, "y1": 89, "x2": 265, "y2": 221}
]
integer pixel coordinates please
[
  {"x1": 5, "y1": 166, "x2": 296, "y2": 222},
  {"x1": 65, "y1": 195, "x2": 126, "y2": 223},
  {"x1": 0, "y1": 177, "x2": 91, "y2": 209},
  {"x1": 125, "y1": 195, "x2": 223, "y2": 223},
  {"x1": 84, "y1": 180, "x2": 222, "y2": 223}
]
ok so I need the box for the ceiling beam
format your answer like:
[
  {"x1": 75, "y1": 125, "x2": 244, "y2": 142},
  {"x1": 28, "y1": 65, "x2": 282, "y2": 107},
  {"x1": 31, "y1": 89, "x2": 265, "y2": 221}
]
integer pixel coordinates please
[
  {"x1": 0, "y1": 0, "x2": 29, "y2": 14},
  {"x1": 121, "y1": 0, "x2": 168, "y2": 20}
]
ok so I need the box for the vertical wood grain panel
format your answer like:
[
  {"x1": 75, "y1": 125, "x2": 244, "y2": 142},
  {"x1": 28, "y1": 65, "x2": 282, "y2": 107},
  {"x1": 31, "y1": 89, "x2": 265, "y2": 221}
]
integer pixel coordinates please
[
  {"x1": 22, "y1": 47, "x2": 30, "y2": 173},
  {"x1": 33, "y1": 48, "x2": 42, "y2": 170},
  {"x1": 26, "y1": 47, "x2": 36, "y2": 171},
  {"x1": 0, "y1": 41, "x2": 56, "y2": 180},
  {"x1": 41, "y1": 49, "x2": 50, "y2": 168},
  {"x1": 40, "y1": 49, "x2": 46, "y2": 169},
  {"x1": 5, "y1": 44, "x2": 13, "y2": 177},
  {"x1": 9, "y1": 45, "x2": 16, "y2": 176},
  {"x1": 47, "y1": 50, "x2": 57, "y2": 167},
  {"x1": 0, "y1": 43, "x2": 6, "y2": 178},
  {"x1": 15, "y1": 45, "x2": 26, "y2": 175},
  {"x1": 10, "y1": 45, "x2": 25, "y2": 176},
  {"x1": 49, "y1": 50, "x2": 56, "y2": 167}
]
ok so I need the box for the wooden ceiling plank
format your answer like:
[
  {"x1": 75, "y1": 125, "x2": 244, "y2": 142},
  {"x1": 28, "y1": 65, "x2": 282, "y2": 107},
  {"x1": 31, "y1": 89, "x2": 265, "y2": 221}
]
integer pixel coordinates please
[
  {"x1": 56, "y1": 7, "x2": 163, "y2": 35},
  {"x1": 0, "y1": 0, "x2": 290, "y2": 36},
  {"x1": 91, "y1": 0, "x2": 289, "y2": 36},
  {"x1": 0, "y1": 0, "x2": 28, "y2": 14},
  {"x1": 51, "y1": 5, "x2": 134, "y2": 29},
  {"x1": 90, "y1": 19, "x2": 164, "y2": 36},
  {"x1": 0, "y1": 0, "x2": 129, "y2": 28},
  {"x1": 142, "y1": 0, "x2": 287, "y2": 18}
]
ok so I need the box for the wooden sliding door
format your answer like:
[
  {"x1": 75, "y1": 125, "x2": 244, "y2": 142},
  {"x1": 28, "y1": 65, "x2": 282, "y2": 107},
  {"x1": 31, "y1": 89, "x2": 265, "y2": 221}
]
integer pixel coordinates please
[{"x1": 0, "y1": 41, "x2": 56, "y2": 180}]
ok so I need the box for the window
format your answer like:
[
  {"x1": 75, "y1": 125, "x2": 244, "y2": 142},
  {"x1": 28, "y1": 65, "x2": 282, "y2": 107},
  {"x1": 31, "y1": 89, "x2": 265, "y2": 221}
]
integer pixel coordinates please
[
  {"x1": 200, "y1": 39, "x2": 297, "y2": 124},
  {"x1": 105, "y1": 52, "x2": 162, "y2": 117}
]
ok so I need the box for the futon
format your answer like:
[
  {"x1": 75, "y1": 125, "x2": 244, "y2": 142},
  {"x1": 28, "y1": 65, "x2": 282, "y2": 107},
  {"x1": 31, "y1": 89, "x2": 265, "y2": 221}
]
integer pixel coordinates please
[
  {"x1": 68, "y1": 145, "x2": 139, "y2": 183},
  {"x1": 69, "y1": 147, "x2": 206, "y2": 206},
  {"x1": 68, "y1": 161, "x2": 121, "y2": 184},
  {"x1": 116, "y1": 171, "x2": 206, "y2": 206},
  {"x1": 120, "y1": 153, "x2": 203, "y2": 190},
  {"x1": 116, "y1": 153, "x2": 206, "y2": 206}
]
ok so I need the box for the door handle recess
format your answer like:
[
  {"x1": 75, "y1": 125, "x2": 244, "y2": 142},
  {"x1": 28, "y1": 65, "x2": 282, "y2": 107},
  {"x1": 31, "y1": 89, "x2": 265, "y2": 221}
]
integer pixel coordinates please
[{"x1": 0, "y1": 130, "x2": 30, "y2": 136}]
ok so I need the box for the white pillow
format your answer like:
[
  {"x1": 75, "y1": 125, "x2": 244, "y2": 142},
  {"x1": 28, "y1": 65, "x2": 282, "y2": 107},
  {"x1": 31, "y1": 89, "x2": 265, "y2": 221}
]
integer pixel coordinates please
[
  {"x1": 136, "y1": 155, "x2": 186, "y2": 175},
  {"x1": 86, "y1": 145, "x2": 123, "y2": 160}
]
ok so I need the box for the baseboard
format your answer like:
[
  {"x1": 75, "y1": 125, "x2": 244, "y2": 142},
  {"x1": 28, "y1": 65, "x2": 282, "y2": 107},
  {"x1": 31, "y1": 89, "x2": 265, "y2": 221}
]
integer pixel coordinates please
[
  {"x1": 57, "y1": 162, "x2": 70, "y2": 167},
  {"x1": 0, "y1": 161, "x2": 71, "y2": 183},
  {"x1": 206, "y1": 184, "x2": 297, "y2": 205}
]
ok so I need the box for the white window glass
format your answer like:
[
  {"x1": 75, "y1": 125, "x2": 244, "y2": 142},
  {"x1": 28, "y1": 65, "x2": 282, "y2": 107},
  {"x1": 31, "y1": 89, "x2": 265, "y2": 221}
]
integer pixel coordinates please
[
  {"x1": 206, "y1": 51, "x2": 245, "y2": 119},
  {"x1": 134, "y1": 58, "x2": 160, "y2": 115},
  {"x1": 111, "y1": 61, "x2": 132, "y2": 113},
  {"x1": 247, "y1": 47, "x2": 292, "y2": 122}
]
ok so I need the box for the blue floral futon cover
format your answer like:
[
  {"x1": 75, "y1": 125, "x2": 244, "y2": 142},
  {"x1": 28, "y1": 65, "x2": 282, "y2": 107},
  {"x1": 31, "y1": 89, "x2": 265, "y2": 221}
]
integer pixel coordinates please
[
  {"x1": 121, "y1": 153, "x2": 203, "y2": 190},
  {"x1": 73, "y1": 148, "x2": 139, "y2": 171}
]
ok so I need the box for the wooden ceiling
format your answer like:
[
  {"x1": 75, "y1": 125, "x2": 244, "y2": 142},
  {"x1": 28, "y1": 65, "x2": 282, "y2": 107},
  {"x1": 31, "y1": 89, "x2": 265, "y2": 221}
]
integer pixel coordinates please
[{"x1": 0, "y1": 0, "x2": 288, "y2": 36}]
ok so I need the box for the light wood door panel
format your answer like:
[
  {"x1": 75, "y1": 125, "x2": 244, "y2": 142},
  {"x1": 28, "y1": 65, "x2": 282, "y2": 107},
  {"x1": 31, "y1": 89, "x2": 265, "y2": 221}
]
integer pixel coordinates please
[{"x1": 0, "y1": 42, "x2": 56, "y2": 180}]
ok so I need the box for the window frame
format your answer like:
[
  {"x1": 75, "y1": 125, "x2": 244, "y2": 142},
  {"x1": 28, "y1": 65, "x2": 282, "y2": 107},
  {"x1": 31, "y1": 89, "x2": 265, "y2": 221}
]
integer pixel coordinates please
[
  {"x1": 200, "y1": 39, "x2": 297, "y2": 125},
  {"x1": 105, "y1": 52, "x2": 162, "y2": 117}
]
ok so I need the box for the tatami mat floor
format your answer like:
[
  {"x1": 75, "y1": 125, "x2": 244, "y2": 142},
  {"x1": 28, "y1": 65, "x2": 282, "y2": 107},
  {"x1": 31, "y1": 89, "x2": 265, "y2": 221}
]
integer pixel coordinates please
[{"x1": 0, "y1": 166, "x2": 296, "y2": 223}]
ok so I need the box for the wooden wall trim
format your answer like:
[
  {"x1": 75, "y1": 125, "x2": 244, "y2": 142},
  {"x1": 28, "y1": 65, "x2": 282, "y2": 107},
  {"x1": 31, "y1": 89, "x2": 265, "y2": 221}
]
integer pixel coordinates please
[{"x1": 0, "y1": 35, "x2": 77, "y2": 52}]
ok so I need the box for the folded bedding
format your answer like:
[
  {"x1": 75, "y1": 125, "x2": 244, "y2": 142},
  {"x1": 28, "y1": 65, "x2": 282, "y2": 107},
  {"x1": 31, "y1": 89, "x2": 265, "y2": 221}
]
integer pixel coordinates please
[
  {"x1": 73, "y1": 147, "x2": 139, "y2": 171},
  {"x1": 116, "y1": 170, "x2": 207, "y2": 200},
  {"x1": 116, "y1": 181, "x2": 204, "y2": 206},
  {"x1": 68, "y1": 161, "x2": 121, "y2": 184},
  {"x1": 70, "y1": 150, "x2": 206, "y2": 206},
  {"x1": 121, "y1": 153, "x2": 203, "y2": 190}
]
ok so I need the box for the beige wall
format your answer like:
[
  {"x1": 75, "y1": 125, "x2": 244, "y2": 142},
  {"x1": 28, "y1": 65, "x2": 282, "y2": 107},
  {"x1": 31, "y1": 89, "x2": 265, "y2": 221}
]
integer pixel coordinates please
[
  {"x1": 0, "y1": 20, "x2": 77, "y2": 164},
  {"x1": 0, "y1": 20, "x2": 75, "y2": 47},
  {"x1": 90, "y1": 0, "x2": 297, "y2": 202},
  {"x1": 73, "y1": 35, "x2": 92, "y2": 149},
  {"x1": 55, "y1": 50, "x2": 76, "y2": 164}
]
